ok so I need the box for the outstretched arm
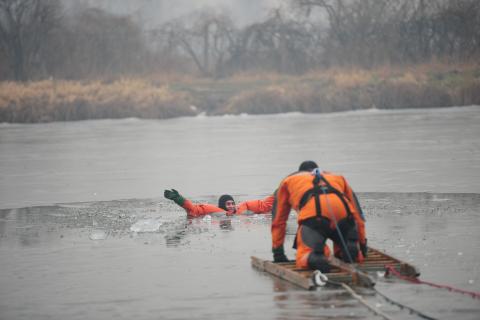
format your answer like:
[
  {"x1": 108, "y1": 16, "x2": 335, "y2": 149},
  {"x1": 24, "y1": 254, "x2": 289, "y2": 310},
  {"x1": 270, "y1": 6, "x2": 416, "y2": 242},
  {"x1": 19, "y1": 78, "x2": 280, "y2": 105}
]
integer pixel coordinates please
[
  {"x1": 237, "y1": 195, "x2": 275, "y2": 214},
  {"x1": 164, "y1": 189, "x2": 185, "y2": 207},
  {"x1": 182, "y1": 199, "x2": 224, "y2": 218},
  {"x1": 164, "y1": 189, "x2": 224, "y2": 218}
]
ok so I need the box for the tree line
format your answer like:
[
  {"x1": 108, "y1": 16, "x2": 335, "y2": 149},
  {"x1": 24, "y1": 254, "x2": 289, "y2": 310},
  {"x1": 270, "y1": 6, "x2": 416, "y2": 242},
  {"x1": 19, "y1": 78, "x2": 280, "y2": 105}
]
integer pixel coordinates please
[{"x1": 1, "y1": 0, "x2": 479, "y2": 82}]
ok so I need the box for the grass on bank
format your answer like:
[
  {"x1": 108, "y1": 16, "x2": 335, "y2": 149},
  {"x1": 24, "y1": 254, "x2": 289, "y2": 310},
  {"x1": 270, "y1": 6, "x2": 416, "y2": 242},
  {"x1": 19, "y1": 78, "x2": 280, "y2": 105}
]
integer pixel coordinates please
[
  {"x1": 0, "y1": 79, "x2": 195, "y2": 123},
  {"x1": 221, "y1": 62, "x2": 480, "y2": 114},
  {"x1": 1, "y1": 62, "x2": 479, "y2": 123}
]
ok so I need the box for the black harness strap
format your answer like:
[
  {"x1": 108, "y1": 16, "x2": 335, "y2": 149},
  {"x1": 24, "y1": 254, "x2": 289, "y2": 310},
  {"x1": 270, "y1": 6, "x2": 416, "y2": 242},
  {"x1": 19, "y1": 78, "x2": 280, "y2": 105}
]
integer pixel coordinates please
[
  {"x1": 312, "y1": 174, "x2": 321, "y2": 216},
  {"x1": 298, "y1": 174, "x2": 353, "y2": 218},
  {"x1": 293, "y1": 174, "x2": 352, "y2": 250}
]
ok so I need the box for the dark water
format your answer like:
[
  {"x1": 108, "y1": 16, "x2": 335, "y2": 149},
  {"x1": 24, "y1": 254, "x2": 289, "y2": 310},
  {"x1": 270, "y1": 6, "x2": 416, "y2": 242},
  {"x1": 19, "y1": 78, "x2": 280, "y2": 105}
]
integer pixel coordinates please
[
  {"x1": 1, "y1": 106, "x2": 479, "y2": 209},
  {"x1": 1, "y1": 106, "x2": 480, "y2": 319}
]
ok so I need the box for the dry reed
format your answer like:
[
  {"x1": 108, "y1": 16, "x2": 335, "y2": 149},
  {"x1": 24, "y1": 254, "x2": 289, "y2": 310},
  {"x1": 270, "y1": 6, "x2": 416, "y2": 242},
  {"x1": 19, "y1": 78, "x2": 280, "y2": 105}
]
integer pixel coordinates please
[
  {"x1": 0, "y1": 79, "x2": 195, "y2": 123},
  {"x1": 1, "y1": 62, "x2": 478, "y2": 123}
]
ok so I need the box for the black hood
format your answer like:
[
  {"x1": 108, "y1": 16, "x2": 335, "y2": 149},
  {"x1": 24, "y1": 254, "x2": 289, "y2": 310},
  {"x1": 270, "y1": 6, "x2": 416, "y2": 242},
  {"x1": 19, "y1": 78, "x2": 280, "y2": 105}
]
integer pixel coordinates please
[{"x1": 218, "y1": 194, "x2": 234, "y2": 210}]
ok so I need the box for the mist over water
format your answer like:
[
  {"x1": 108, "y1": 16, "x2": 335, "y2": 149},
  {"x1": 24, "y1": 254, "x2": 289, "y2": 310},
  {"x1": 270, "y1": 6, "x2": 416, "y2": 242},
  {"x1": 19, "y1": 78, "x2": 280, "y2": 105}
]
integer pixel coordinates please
[{"x1": 1, "y1": 106, "x2": 480, "y2": 319}]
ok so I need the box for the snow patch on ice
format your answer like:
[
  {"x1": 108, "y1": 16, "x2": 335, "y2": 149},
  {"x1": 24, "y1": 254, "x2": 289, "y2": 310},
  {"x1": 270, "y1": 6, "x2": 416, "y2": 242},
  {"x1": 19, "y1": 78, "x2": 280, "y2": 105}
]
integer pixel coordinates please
[
  {"x1": 130, "y1": 219, "x2": 163, "y2": 233},
  {"x1": 89, "y1": 229, "x2": 108, "y2": 240}
]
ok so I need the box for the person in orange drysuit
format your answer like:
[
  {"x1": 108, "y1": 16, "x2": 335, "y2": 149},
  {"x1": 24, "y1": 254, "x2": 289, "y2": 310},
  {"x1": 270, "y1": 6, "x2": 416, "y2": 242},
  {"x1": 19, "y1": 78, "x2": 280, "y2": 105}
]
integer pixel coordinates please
[
  {"x1": 271, "y1": 160, "x2": 367, "y2": 272},
  {"x1": 164, "y1": 189, "x2": 274, "y2": 218}
]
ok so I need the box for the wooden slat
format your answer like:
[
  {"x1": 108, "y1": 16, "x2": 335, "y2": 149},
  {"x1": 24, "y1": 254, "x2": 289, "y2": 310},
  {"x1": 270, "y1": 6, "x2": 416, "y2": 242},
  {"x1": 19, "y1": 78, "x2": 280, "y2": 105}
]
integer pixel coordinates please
[
  {"x1": 363, "y1": 260, "x2": 391, "y2": 263},
  {"x1": 262, "y1": 260, "x2": 315, "y2": 290},
  {"x1": 326, "y1": 255, "x2": 375, "y2": 287},
  {"x1": 366, "y1": 248, "x2": 420, "y2": 277},
  {"x1": 358, "y1": 265, "x2": 400, "y2": 272},
  {"x1": 328, "y1": 276, "x2": 354, "y2": 283},
  {"x1": 364, "y1": 257, "x2": 395, "y2": 261},
  {"x1": 251, "y1": 256, "x2": 373, "y2": 289},
  {"x1": 251, "y1": 256, "x2": 266, "y2": 271},
  {"x1": 251, "y1": 246, "x2": 419, "y2": 290}
]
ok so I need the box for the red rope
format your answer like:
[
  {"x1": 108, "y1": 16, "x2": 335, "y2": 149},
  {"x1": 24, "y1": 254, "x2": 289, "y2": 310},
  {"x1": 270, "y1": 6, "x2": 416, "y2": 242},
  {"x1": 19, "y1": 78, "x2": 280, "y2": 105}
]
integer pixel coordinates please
[{"x1": 385, "y1": 264, "x2": 480, "y2": 300}]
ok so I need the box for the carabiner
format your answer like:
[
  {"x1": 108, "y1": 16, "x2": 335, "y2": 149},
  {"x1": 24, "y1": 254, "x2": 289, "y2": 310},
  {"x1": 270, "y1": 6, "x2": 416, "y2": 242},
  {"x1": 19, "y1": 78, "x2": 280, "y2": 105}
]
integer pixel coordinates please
[{"x1": 313, "y1": 270, "x2": 329, "y2": 287}]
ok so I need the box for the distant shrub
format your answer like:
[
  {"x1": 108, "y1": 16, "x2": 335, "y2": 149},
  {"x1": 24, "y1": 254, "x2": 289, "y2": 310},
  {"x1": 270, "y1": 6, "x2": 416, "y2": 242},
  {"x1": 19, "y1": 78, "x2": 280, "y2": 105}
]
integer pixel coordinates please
[
  {"x1": 0, "y1": 62, "x2": 477, "y2": 123},
  {"x1": 453, "y1": 80, "x2": 480, "y2": 106},
  {"x1": 0, "y1": 79, "x2": 196, "y2": 123},
  {"x1": 374, "y1": 82, "x2": 451, "y2": 109},
  {"x1": 222, "y1": 86, "x2": 297, "y2": 115}
]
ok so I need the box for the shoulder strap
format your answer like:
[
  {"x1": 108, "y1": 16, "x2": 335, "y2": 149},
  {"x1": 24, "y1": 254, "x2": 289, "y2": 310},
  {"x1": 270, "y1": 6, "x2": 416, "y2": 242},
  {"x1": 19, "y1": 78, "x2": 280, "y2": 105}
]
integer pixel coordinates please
[{"x1": 298, "y1": 173, "x2": 353, "y2": 218}]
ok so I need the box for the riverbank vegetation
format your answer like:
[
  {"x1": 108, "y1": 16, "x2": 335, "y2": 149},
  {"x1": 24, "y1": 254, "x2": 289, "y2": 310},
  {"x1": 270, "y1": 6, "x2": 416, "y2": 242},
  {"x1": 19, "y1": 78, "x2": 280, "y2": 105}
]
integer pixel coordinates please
[
  {"x1": 1, "y1": 0, "x2": 479, "y2": 122},
  {"x1": 220, "y1": 63, "x2": 480, "y2": 114},
  {"x1": 1, "y1": 63, "x2": 478, "y2": 122},
  {"x1": 0, "y1": 79, "x2": 195, "y2": 123}
]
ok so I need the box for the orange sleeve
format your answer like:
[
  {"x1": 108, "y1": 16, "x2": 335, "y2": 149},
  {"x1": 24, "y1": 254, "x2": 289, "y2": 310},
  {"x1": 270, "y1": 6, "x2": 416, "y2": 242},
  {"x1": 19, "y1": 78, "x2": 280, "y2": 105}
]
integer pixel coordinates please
[
  {"x1": 237, "y1": 195, "x2": 274, "y2": 214},
  {"x1": 271, "y1": 180, "x2": 292, "y2": 249},
  {"x1": 182, "y1": 199, "x2": 224, "y2": 218},
  {"x1": 341, "y1": 177, "x2": 366, "y2": 244}
]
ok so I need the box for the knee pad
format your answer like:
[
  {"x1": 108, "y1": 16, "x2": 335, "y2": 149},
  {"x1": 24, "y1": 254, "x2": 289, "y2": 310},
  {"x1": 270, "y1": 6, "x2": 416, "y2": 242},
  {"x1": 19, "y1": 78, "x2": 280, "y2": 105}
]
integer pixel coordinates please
[
  {"x1": 301, "y1": 225, "x2": 326, "y2": 253},
  {"x1": 307, "y1": 253, "x2": 331, "y2": 273}
]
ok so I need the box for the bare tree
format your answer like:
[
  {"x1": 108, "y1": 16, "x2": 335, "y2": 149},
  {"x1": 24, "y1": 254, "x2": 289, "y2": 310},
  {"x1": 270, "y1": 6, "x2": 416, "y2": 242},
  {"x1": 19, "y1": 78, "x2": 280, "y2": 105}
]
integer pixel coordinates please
[
  {"x1": 227, "y1": 8, "x2": 318, "y2": 73},
  {"x1": 0, "y1": 0, "x2": 61, "y2": 81},
  {"x1": 294, "y1": 0, "x2": 397, "y2": 66},
  {"x1": 2, "y1": 0, "x2": 477, "y2": 80},
  {"x1": 40, "y1": 6, "x2": 148, "y2": 79},
  {"x1": 432, "y1": 0, "x2": 480, "y2": 60},
  {"x1": 155, "y1": 10, "x2": 236, "y2": 77},
  {"x1": 294, "y1": 0, "x2": 480, "y2": 66}
]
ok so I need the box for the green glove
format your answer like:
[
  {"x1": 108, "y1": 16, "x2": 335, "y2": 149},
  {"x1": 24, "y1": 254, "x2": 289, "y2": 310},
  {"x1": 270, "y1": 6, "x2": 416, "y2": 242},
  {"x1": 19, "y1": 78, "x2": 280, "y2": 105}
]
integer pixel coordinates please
[
  {"x1": 272, "y1": 246, "x2": 289, "y2": 263},
  {"x1": 164, "y1": 189, "x2": 185, "y2": 206}
]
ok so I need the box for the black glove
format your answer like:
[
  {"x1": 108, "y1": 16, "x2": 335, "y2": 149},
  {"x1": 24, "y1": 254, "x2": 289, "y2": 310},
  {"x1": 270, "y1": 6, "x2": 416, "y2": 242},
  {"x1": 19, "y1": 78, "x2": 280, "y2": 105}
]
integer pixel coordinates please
[
  {"x1": 272, "y1": 246, "x2": 289, "y2": 263},
  {"x1": 164, "y1": 189, "x2": 185, "y2": 206},
  {"x1": 360, "y1": 239, "x2": 368, "y2": 258}
]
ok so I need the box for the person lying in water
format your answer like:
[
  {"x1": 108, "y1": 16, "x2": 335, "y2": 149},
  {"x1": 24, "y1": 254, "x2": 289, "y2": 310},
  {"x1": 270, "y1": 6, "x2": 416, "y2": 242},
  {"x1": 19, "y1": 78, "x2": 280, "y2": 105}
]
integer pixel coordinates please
[{"x1": 164, "y1": 189, "x2": 274, "y2": 218}]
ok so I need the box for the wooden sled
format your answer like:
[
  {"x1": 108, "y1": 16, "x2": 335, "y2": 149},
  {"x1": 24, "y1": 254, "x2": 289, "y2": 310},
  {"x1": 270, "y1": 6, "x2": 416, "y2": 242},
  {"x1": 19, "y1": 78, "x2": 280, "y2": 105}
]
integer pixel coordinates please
[{"x1": 251, "y1": 247, "x2": 419, "y2": 290}]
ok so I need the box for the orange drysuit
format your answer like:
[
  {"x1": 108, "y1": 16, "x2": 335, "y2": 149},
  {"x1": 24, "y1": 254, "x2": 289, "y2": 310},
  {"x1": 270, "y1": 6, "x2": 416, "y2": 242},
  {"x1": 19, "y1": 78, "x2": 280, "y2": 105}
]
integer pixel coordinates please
[
  {"x1": 272, "y1": 170, "x2": 366, "y2": 269},
  {"x1": 182, "y1": 195, "x2": 274, "y2": 218}
]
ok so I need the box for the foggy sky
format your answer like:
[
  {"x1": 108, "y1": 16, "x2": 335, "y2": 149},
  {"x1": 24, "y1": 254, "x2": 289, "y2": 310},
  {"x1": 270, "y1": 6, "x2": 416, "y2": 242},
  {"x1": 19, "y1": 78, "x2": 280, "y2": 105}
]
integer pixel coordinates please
[{"x1": 62, "y1": 0, "x2": 284, "y2": 28}]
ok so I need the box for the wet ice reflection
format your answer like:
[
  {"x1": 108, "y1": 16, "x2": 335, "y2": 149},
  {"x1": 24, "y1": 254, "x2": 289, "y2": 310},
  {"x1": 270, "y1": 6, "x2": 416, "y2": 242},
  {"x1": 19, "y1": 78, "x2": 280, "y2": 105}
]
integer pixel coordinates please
[{"x1": 0, "y1": 193, "x2": 479, "y2": 320}]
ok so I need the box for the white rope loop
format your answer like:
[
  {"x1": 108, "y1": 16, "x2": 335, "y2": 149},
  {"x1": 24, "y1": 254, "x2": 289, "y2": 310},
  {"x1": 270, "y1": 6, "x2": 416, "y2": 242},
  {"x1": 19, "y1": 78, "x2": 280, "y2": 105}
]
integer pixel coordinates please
[{"x1": 313, "y1": 270, "x2": 329, "y2": 286}]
